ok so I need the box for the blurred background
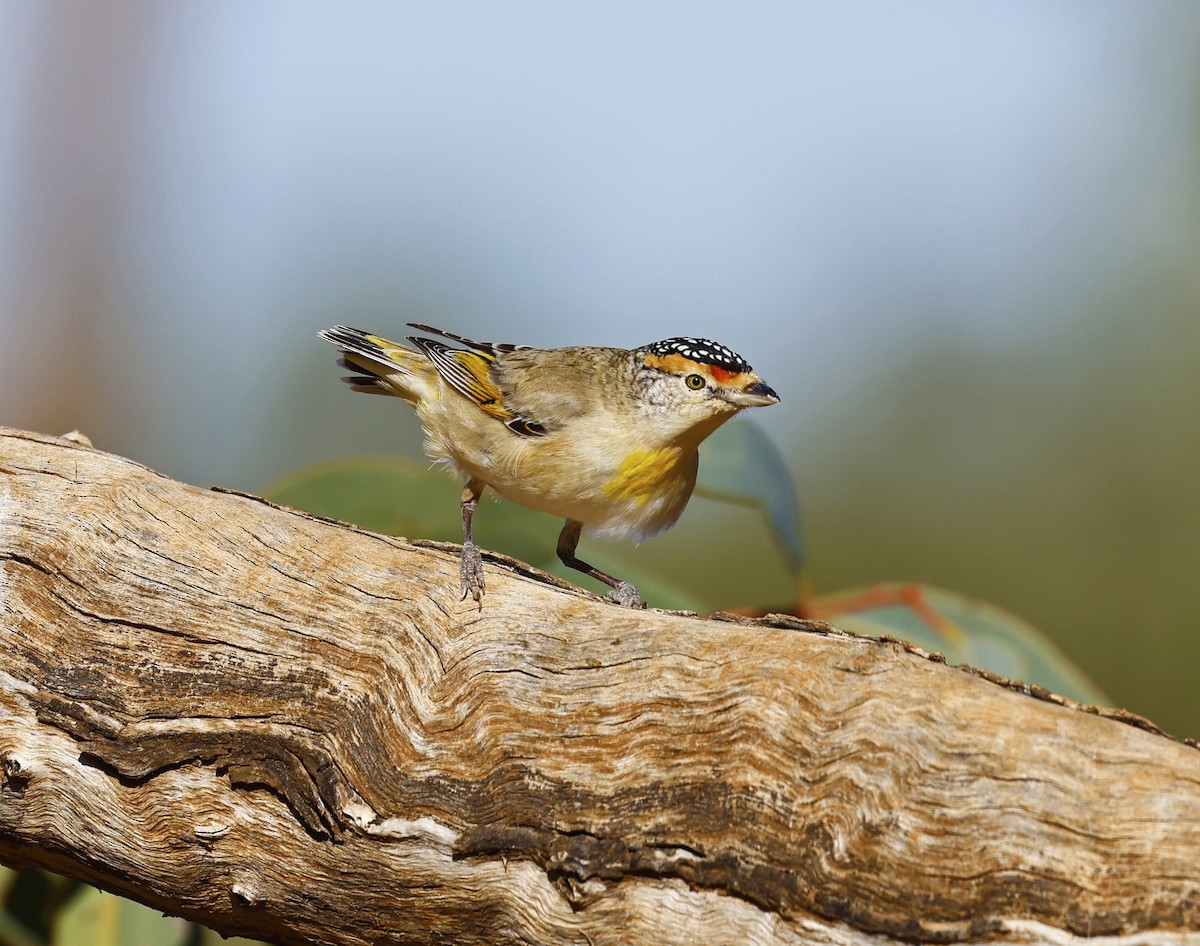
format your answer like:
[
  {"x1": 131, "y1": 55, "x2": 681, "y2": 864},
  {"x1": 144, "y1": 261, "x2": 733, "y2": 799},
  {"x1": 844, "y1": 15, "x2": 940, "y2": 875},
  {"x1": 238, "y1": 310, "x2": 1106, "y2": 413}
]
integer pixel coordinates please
[{"x1": 2, "y1": 1, "x2": 1198, "y2": 737}]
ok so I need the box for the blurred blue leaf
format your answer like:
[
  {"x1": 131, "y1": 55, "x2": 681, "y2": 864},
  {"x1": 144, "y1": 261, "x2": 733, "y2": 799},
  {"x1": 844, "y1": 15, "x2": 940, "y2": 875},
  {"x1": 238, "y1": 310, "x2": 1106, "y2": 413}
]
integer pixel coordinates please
[{"x1": 696, "y1": 419, "x2": 803, "y2": 573}]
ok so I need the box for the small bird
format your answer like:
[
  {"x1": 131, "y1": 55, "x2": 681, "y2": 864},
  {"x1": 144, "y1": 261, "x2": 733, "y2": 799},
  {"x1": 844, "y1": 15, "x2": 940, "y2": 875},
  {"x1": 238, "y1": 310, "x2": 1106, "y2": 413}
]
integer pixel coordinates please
[{"x1": 319, "y1": 324, "x2": 779, "y2": 608}]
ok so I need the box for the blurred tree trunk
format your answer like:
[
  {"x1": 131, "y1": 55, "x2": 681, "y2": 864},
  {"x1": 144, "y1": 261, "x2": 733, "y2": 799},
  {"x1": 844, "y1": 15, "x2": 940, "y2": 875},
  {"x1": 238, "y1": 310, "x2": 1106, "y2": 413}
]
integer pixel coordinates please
[
  {"x1": 1, "y1": 427, "x2": 1198, "y2": 946},
  {"x1": 3, "y1": 2, "x2": 159, "y2": 435}
]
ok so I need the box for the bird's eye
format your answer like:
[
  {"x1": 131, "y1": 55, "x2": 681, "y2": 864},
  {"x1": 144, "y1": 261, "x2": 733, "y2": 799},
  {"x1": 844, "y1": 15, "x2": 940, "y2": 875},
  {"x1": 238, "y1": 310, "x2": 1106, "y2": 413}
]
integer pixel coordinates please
[{"x1": 685, "y1": 373, "x2": 706, "y2": 390}]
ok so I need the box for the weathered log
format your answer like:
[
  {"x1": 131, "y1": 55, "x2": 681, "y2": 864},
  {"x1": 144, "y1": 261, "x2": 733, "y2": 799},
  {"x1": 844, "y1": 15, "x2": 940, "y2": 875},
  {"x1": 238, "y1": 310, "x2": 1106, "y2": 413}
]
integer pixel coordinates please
[{"x1": 0, "y1": 427, "x2": 1198, "y2": 945}]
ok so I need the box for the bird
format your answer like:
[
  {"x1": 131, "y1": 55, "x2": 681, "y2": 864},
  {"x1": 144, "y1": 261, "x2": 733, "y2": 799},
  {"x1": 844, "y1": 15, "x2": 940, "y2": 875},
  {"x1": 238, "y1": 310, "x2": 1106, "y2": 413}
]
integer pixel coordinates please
[{"x1": 318, "y1": 323, "x2": 779, "y2": 608}]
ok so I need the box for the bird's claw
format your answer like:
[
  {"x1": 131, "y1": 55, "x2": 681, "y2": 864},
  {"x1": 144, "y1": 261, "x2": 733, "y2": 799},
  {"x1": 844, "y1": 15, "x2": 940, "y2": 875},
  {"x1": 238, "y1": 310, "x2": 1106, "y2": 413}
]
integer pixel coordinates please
[
  {"x1": 460, "y1": 541, "x2": 484, "y2": 608},
  {"x1": 606, "y1": 581, "x2": 646, "y2": 609}
]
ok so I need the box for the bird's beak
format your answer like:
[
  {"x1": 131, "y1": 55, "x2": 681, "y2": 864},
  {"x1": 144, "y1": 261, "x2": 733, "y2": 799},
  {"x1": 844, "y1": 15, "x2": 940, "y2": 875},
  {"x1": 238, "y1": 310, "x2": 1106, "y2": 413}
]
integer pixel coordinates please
[{"x1": 725, "y1": 380, "x2": 780, "y2": 408}]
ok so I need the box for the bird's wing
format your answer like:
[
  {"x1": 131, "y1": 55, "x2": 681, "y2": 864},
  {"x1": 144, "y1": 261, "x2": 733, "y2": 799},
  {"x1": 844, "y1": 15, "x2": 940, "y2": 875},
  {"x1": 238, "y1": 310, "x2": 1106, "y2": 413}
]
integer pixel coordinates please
[
  {"x1": 406, "y1": 323, "x2": 529, "y2": 356},
  {"x1": 488, "y1": 349, "x2": 596, "y2": 432},
  {"x1": 407, "y1": 329, "x2": 550, "y2": 437}
]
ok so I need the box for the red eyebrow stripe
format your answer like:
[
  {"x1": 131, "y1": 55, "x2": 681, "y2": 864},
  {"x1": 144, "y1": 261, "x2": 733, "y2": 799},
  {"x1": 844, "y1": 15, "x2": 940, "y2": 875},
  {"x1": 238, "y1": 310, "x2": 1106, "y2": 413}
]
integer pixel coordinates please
[{"x1": 708, "y1": 365, "x2": 735, "y2": 383}]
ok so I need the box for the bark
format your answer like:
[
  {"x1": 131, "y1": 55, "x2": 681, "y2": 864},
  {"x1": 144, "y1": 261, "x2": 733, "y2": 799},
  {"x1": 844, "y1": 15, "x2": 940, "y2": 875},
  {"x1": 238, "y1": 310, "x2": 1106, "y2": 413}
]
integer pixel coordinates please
[{"x1": 1, "y1": 427, "x2": 1198, "y2": 946}]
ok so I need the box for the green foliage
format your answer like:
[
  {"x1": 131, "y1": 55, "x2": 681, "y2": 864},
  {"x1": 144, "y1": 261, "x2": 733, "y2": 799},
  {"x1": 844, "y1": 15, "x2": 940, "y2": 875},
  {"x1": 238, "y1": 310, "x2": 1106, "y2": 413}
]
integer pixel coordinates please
[
  {"x1": 0, "y1": 869, "x2": 75, "y2": 946},
  {"x1": 812, "y1": 583, "x2": 1110, "y2": 705},
  {"x1": 52, "y1": 887, "x2": 187, "y2": 946},
  {"x1": 0, "y1": 869, "x2": 268, "y2": 946}
]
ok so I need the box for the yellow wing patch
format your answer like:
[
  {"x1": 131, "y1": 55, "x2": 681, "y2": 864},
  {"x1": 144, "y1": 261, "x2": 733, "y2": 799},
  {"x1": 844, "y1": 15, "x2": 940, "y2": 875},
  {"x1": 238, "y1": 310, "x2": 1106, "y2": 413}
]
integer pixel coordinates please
[
  {"x1": 411, "y1": 338, "x2": 506, "y2": 415},
  {"x1": 448, "y1": 351, "x2": 510, "y2": 420},
  {"x1": 410, "y1": 335, "x2": 547, "y2": 435},
  {"x1": 602, "y1": 447, "x2": 686, "y2": 505}
]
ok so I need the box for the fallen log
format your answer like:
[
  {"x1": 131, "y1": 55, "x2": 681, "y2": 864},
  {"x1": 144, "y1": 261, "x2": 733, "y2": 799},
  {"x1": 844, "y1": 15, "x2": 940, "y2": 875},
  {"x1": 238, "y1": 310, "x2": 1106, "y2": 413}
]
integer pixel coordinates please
[{"x1": 1, "y1": 427, "x2": 1197, "y2": 945}]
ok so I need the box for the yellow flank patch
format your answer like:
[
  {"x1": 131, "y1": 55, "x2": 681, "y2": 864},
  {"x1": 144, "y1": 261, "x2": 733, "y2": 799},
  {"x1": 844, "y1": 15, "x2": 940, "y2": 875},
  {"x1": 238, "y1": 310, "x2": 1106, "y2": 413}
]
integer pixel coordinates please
[{"x1": 602, "y1": 447, "x2": 684, "y2": 505}]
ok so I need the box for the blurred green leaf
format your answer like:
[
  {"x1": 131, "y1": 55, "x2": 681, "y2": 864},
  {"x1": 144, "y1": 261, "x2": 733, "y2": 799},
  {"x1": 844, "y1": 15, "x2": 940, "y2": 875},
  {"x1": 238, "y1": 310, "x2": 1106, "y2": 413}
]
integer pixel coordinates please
[
  {"x1": 195, "y1": 928, "x2": 267, "y2": 946},
  {"x1": 0, "y1": 867, "x2": 42, "y2": 946},
  {"x1": 0, "y1": 913, "x2": 43, "y2": 946},
  {"x1": 51, "y1": 886, "x2": 186, "y2": 946},
  {"x1": 813, "y1": 582, "x2": 1109, "y2": 704},
  {"x1": 696, "y1": 420, "x2": 804, "y2": 572},
  {"x1": 0, "y1": 868, "x2": 16, "y2": 901},
  {"x1": 265, "y1": 455, "x2": 458, "y2": 538},
  {"x1": 2, "y1": 869, "x2": 80, "y2": 946}
]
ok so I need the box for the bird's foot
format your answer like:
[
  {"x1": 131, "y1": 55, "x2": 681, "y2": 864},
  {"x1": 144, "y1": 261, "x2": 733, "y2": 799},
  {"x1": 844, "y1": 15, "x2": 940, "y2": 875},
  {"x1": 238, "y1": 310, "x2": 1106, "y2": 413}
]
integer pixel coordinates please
[
  {"x1": 606, "y1": 581, "x2": 646, "y2": 609},
  {"x1": 460, "y1": 541, "x2": 484, "y2": 608}
]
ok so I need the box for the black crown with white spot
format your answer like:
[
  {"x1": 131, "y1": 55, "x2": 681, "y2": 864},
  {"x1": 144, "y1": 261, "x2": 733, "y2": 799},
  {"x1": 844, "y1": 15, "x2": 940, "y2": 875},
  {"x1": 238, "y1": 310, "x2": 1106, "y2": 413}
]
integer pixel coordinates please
[{"x1": 644, "y1": 337, "x2": 752, "y2": 373}]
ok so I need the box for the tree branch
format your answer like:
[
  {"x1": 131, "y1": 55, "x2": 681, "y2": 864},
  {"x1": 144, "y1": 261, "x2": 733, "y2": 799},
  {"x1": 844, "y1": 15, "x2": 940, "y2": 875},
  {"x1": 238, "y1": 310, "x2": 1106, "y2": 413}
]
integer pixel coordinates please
[{"x1": 1, "y1": 427, "x2": 1197, "y2": 945}]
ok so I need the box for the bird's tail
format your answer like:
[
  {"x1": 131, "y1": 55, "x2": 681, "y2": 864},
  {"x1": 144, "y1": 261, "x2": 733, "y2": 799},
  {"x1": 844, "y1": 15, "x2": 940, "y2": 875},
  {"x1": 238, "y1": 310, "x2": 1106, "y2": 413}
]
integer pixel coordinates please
[{"x1": 318, "y1": 326, "x2": 432, "y2": 404}]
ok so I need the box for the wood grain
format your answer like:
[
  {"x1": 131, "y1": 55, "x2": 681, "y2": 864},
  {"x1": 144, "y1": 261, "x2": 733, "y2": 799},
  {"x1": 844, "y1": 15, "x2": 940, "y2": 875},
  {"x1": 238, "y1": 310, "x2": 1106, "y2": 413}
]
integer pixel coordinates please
[{"x1": 1, "y1": 427, "x2": 1198, "y2": 945}]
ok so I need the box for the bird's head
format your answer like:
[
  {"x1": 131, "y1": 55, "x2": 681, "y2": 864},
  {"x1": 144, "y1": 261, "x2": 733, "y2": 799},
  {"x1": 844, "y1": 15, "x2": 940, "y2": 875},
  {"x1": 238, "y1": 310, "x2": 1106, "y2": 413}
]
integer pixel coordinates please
[{"x1": 633, "y1": 336, "x2": 779, "y2": 442}]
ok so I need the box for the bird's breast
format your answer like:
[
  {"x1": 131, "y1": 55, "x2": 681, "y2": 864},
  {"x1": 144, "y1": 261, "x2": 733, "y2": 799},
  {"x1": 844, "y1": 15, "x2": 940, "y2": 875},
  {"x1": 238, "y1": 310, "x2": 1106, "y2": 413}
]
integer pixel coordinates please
[
  {"x1": 581, "y1": 445, "x2": 698, "y2": 539},
  {"x1": 601, "y1": 446, "x2": 689, "y2": 506}
]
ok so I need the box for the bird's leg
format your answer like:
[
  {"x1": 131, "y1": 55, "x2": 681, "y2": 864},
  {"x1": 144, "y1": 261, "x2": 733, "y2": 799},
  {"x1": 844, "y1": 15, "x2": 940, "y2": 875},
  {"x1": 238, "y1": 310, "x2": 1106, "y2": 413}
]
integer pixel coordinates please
[
  {"x1": 556, "y1": 519, "x2": 646, "y2": 609},
  {"x1": 460, "y1": 478, "x2": 486, "y2": 607}
]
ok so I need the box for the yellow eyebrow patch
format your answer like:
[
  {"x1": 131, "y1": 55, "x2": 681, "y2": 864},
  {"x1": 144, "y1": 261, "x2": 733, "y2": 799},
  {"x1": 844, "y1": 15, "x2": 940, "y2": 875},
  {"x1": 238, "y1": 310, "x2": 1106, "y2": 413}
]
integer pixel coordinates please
[
  {"x1": 644, "y1": 351, "x2": 749, "y2": 387},
  {"x1": 602, "y1": 447, "x2": 686, "y2": 505},
  {"x1": 644, "y1": 352, "x2": 695, "y2": 375}
]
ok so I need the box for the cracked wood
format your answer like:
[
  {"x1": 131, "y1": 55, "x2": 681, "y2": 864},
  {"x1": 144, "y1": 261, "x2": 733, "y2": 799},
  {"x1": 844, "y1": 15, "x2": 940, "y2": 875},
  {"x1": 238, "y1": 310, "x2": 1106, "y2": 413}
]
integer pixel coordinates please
[{"x1": 1, "y1": 427, "x2": 1199, "y2": 946}]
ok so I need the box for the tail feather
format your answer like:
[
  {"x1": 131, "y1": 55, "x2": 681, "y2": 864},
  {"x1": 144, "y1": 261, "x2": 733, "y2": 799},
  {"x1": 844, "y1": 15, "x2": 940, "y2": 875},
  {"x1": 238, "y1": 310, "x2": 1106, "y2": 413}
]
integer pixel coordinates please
[
  {"x1": 319, "y1": 325, "x2": 424, "y2": 401},
  {"x1": 335, "y1": 356, "x2": 394, "y2": 395},
  {"x1": 319, "y1": 325, "x2": 405, "y2": 368}
]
